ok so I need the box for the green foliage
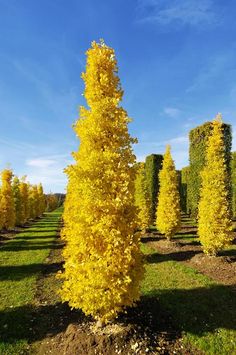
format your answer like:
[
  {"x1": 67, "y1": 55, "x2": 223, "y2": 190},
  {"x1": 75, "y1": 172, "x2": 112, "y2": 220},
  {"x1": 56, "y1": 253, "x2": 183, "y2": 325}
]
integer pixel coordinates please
[
  {"x1": 231, "y1": 152, "x2": 236, "y2": 217},
  {"x1": 188, "y1": 121, "x2": 232, "y2": 218},
  {"x1": 145, "y1": 154, "x2": 163, "y2": 225},
  {"x1": 180, "y1": 166, "x2": 190, "y2": 213},
  {"x1": 134, "y1": 163, "x2": 151, "y2": 229}
]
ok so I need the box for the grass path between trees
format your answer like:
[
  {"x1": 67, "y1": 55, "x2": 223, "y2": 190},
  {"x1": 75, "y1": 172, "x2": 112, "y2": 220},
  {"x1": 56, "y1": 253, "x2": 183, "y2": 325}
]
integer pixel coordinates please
[
  {"x1": 0, "y1": 208, "x2": 63, "y2": 355},
  {"x1": 141, "y1": 243, "x2": 236, "y2": 355}
]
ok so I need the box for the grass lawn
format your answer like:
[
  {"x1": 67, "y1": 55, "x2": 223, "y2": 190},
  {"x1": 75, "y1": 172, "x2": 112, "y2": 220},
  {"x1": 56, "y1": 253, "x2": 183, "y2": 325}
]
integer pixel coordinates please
[
  {"x1": 141, "y1": 243, "x2": 236, "y2": 355},
  {"x1": 0, "y1": 208, "x2": 63, "y2": 355}
]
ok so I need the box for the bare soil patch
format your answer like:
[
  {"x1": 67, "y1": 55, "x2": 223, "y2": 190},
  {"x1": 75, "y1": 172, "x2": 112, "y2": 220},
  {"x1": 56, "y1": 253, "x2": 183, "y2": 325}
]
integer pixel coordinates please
[
  {"x1": 145, "y1": 229, "x2": 236, "y2": 287},
  {"x1": 30, "y1": 237, "x2": 200, "y2": 355}
]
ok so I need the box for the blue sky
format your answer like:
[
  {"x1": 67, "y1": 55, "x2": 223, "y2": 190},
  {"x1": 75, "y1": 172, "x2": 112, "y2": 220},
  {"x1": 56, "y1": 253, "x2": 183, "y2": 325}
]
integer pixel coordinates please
[{"x1": 0, "y1": 0, "x2": 236, "y2": 193}]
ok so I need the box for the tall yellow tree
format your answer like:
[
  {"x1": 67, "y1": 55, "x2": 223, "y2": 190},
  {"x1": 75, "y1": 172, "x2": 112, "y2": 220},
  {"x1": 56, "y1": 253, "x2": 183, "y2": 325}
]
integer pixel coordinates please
[
  {"x1": 60, "y1": 40, "x2": 144, "y2": 324},
  {"x1": 0, "y1": 186, "x2": 3, "y2": 229},
  {"x1": 12, "y1": 176, "x2": 23, "y2": 226},
  {"x1": 156, "y1": 145, "x2": 181, "y2": 239},
  {"x1": 19, "y1": 176, "x2": 29, "y2": 224},
  {"x1": 28, "y1": 184, "x2": 40, "y2": 219},
  {"x1": 37, "y1": 183, "x2": 46, "y2": 216},
  {"x1": 0, "y1": 169, "x2": 15, "y2": 230},
  {"x1": 134, "y1": 163, "x2": 151, "y2": 230},
  {"x1": 198, "y1": 114, "x2": 232, "y2": 255}
]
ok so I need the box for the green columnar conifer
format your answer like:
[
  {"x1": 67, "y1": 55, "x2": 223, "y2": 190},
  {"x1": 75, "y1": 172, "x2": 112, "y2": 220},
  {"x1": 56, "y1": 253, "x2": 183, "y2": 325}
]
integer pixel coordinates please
[{"x1": 134, "y1": 163, "x2": 151, "y2": 230}]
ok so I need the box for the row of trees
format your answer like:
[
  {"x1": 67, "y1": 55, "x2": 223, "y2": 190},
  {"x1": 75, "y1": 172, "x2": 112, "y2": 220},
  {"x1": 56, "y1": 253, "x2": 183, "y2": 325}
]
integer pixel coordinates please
[
  {"x1": 135, "y1": 114, "x2": 233, "y2": 256},
  {"x1": 0, "y1": 169, "x2": 46, "y2": 230}
]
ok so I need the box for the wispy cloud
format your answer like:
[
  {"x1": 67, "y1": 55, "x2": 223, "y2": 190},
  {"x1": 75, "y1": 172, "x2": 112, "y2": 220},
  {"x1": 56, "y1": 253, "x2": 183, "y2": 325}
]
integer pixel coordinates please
[
  {"x1": 0, "y1": 135, "x2": 75, "y2": 193},
  {"x1": 136, "y1": 0, "x2": 218, "y2": 28},
  {"x1": 26, "y1": 158, "x2": 57, "y2": 169},
  {"x1": 163, "y1": 107, "x2": 181, "y2": 118},
  {"x1": 11, "y1": 58, "x2": 79, "y2": 120},
  {"x1": 24, "y1": 154, "x2": 73, "y2": 193},
  {"x1": 186, "y1": 53, "x2": 234, "y2": 93}
]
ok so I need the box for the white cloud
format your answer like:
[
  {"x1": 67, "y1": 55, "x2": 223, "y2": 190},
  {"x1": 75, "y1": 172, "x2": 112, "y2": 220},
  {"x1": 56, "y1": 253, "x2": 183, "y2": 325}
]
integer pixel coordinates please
[
  {"x1": 163, "y1": 107, "x2": 181, "y2": 118},
  {"x1": 137, "y1": 0, "x2": 217, "y2": 28},
  {"x1": 168, "y1": 135, "x2": 188, "y2": 144},
  {"x1": 26, "y1": 158, "x2": 57, "y2": 168}
]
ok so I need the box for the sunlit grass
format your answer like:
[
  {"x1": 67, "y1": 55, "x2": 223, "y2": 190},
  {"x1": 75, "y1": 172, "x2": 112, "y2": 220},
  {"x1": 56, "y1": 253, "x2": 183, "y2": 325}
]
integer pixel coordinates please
[{"x1": 0, "y1": 208, "x2": 63, "y2": 355}]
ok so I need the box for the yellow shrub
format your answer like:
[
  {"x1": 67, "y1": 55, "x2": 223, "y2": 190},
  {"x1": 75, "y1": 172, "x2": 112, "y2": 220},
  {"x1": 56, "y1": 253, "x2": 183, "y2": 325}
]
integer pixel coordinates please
[
  {"x1": 60, "y1": 40, "x2": 144, "y2": 324},
  {"x1": 156, "y1": 145, "x2": 181, "y2": 239},
  {"x1": 198, "y1": 114, "x2": 233, "y2": 255}
]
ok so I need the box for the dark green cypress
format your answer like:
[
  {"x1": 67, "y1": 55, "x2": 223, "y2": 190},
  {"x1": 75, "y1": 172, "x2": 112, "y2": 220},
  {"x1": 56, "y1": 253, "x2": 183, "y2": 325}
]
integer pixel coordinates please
[
  {"x1": 145, "y1": 154, "x2": 163, "y2": 225},
  {"x1": 180, "y1": 166, "x2": 190, "y2": 214},
  {"x1": 188, "y1": 121, "x2": 232, "y2": 218}
]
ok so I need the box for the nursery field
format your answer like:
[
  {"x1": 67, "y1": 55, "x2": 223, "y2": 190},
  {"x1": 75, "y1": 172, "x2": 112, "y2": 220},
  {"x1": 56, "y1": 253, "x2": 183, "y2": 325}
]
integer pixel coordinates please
[{"x1": 0, "y1": 211, "x2": 235, "y2": 355}]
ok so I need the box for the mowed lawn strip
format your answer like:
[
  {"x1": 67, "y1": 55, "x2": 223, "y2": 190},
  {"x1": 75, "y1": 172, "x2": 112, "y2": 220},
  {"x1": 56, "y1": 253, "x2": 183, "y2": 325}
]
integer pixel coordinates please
[
  {"x1": 0, "y1": 208, "x2": 63, "y2": 355},
  {"x1": 141, "y1": 243, "x2": 236, "y2": 355}
]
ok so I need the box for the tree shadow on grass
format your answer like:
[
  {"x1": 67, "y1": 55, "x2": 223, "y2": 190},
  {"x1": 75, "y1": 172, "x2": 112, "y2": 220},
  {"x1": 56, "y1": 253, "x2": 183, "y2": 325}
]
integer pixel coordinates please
[
  {"x1": 0, "y1": 262, "x2": 64, "y2": 281},
  {"x1": 144, "y1": 284, "x2": 236, "y2": 336},
  {"x1": 18, "y1": 229, "x2": 61, "y2": 235},
  {"x1": 141, "y1": 236, "x2": 160, "y2": 243},
  {"x1": 175, "y1": 230, "x2": 197, "y2": 236},
  {"x1": 0, "y1": 285, "x2": 235, "y2": 346},
  {"x1": 1, "y1": 242, "x2": 63, "y2": 252},
  {"x1": 0, "y1": 302, "x2": 86, "y2": 345},
  {"x1": 16, "y1": 234, "x2": 62, "y2": 240},
  {"x1": 146, "y1": 250, "x2": 202, "y2": 263}
]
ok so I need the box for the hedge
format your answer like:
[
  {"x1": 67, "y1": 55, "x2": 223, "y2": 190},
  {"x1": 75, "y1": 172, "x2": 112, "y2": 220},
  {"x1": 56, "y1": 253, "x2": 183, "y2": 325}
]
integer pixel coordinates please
[
  {"x1": 145, "y1": 154, "x2": 163, "y2": 225},
  {"x1": 188, "y1": 121, "x2": 232, "y2": 218}
]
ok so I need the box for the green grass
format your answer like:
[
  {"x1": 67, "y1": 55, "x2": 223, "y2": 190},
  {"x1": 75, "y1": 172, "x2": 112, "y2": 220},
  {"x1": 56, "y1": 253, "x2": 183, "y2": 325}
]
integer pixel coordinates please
[
  {"x1": 0, "y1": 208, "x2": 63, "y2": 355},
  {"x1": 141, "y1": 244, "x2": 236, "y2": 354}
]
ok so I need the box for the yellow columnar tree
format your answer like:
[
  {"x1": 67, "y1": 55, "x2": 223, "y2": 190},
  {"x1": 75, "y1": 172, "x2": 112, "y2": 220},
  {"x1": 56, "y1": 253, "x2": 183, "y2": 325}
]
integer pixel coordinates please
[
  {"x1": 0, "y1": 187, "x2": 3, "y2": 229},
  {"x1": 12, "y1": 176, "x2": 23, "y2": 226},
  {"x1": 0, "y1": 169, "x2": 16, "y2": 230},
  {"x1": 33, "y1": 185, "x2": 40, "y2": 218},
  {"x1": 37, "y1": 183, "x2": 46, "y2": 216},
  {"x1": 28, "y1": 183, "x2": 35, "y2": 220},
  {"x1": 28, "y1": 184, "x2": 40, "y2": 219},
  {"x1": 46, "y1": 193, "x2": 58, "y2": 211},
  {"x1": 156, "y1": 145, "x2": 181, "y2": 239},
  {"x1": 198, "y1": 115, "x2": 232, "y2": 255},
  {"x1": 134, "y1": 163, "x2": 151, "y2": 230},
  {"x1": 60, "y1": 40, "x2": 144, "y2": 323},
  {"x1": 19, "y1": 176, "x2": 29, "y2": 224}
]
